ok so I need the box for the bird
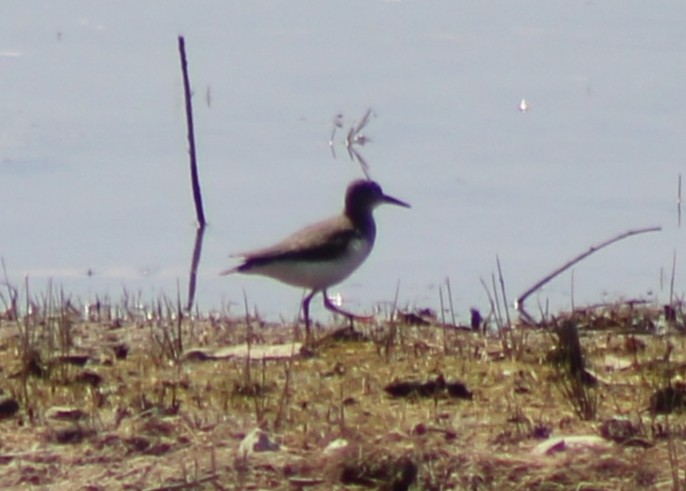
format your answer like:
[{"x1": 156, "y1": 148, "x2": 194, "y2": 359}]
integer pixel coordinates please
[{"x1": 221, "y1": 179, "x2": 410, "y2": 342}]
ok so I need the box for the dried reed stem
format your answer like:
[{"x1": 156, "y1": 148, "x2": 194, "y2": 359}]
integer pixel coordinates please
[
  {"x1": 516, "y1": 226, "x2": 662, "y2": 316},
  {"x1": 178, "y1": 35, "x2": 206, "y2": 227}
]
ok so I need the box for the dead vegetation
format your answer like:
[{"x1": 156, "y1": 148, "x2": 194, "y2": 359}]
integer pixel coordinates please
[{"x1": 1, "y1": 292, "x2": 686, "y2": 490}]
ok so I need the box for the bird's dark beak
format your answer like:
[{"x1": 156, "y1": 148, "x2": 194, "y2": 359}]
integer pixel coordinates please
[{"x1": 382, "y1": 193, "x2": 411, "y2": 208}]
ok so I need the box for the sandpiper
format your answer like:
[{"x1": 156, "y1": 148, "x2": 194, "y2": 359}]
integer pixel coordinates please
[{"x1": 221, "y1": 179, "x2": 410, "y2": 341}]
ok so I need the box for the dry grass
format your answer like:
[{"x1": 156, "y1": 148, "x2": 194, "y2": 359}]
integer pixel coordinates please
[{"x1": 0, "y1": 295, "x2": 685, "y2": 490}]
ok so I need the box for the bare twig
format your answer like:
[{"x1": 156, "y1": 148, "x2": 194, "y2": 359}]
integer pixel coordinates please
[
  {"x1": 391, "y1": 279, "x2": 401, "y2": 323},
  {"x1": 438, "y1": 285, "x2": 446, "y2": 326},
  {"x1": 670, "y1": 250, "x2": 677, "y2": 306},
  {"x1": 178, "y1": 36, "x2": 207, "y2": 312},
  {"x1": 242, "y1": 289, "x2": 252, "y2": 385},
  {"x1": 479, "y1": 277, "x2": 500, "y2": 333},
  {"x1": 273, "y1": 358, "x2": 293, "y2": 431},
  {"x1": 515, "y1": 226, "x2": 662, "y2": 316},
  {"x1": 496, "y1": 255, "x2": 511, "y2": 328},
  {"x1": 0, "y1": 258, "x2": 18, "y2": 319},
  {"x1": 445, "y1": 277, "x2": 457, "y2": 355},
  {"x1": 491, "y1": 273, "x2": 503, "y2": 328},
  {"x1": 175, "y1": 281, "x2": 183, "y2": 356},
  {"x1": 666, "y1": 416, "x2": 681, "y2": 491},
  {"x1": 178, "y1": 35, "x2": 206, "y2": 227},
  {"x1": 445, "y1": 277, "x2": 457, "y2": 327}
]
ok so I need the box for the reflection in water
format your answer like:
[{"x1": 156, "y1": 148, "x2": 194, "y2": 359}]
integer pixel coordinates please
[
  {"x1": 329, "y1": 108, "x2": 375, "y2": 180},
  {"x1": 186, "y1": 224, "x2": 205, "y2": 311}
]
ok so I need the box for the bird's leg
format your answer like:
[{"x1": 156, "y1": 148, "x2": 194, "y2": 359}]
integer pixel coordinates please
[
  {"x1": 322, "y1": 289, "x2": 374, "y2": 330},
  {"x1": 302, "y1": 290, "x2": 318, "y2": 344}
]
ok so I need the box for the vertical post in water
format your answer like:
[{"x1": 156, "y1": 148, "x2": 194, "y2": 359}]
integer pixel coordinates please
[{"x1": 178, "y1": 35, "x2": 207, "y2": 312}]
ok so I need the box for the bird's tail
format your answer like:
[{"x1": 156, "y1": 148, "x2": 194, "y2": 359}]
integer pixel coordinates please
[
  {"x1": 219, "y1": 267, "x2": 237, "y2": 276},
  {"x1": 220, "y1": 253, "x2": 248, "y2": 276}
]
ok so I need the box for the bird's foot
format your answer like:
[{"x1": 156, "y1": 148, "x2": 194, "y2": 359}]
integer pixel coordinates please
[
  {"x1": 345, "y1": 313, "x2": 375, "y2": 327},
  {"x1": 323, "y1": 295, "x2": 375, "y2": 327}
]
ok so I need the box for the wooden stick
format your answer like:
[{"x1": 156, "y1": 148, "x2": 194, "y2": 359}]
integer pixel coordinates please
[
  {"x1": 670, "y1": 250, "x2": 677, "y2": 306},
  {"x1": 479, "y1": 277, "x2": 500, "y2": 332},
  {"x1": 445, "y1": 277, "x2": 456, "y2": 327},
  {"x1": 496, "y1": 255, "x2": 511, "y2": 328},
  {"x1": 491, "y1": 273, "x2": 503, "y2": 328},
  {"x1": 178, "y1": 36, "x2": 206, "y2": 227},
  {"x1": 515, "y1": 226, "x2": 662, "y2": 314},
  {"x1": 178, "y1": 36, "x2": 207, "y2": 312}
]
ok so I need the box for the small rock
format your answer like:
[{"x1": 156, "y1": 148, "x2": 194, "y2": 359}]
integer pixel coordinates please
[
  {"x1": 145, "y1": 442, "x2": 172, "y2": 456},
  {"x1": 532, "y1": 435, "x2": 611, "y2": 456},
  {"x1": 125, "y1": 435, "x2": 152, "y2": 453},
  {"x1": 599, "y1": 417, "x2": 640, "y2": 443},
  {"x1": 238, "y1": 428, "x2": 280, "y2": 459},
  {"x1": 111, "y1": 343, "x2": 129, "y2": 360},
  {"x1": 384, "y1": 381, "x2": 421, "y2": 398},
  {"x1": 52, "y1": 424, "x2": 92, "y2": 444},
  {"x1": 531, "y1": 424, "x2": 553, "y2": 440},
  {"x1": 75, "y1": 369, "x2": 103, "y2": 387},
  {"x1": 0, "y1": 396, "x2": 20, "y2": 419},
  {"x1": 412, "y1": 423, "x2": 427, "y2": 436},
  {"x1": 182, "y1": 348, "x2": 213, "y2": 361},
  {"x1": 323, "y1": 438, "x2": 348, "y2": 455},
  {"x1": 385, "y1": 375, "x2": 472, "y2": 400},
  {"x1": 53, "y1": 354, "x2": 91, "y2": 367},
  {"x1": 446, "y1": 381, "x2": 473, "y2": 400},
  {"x1": 45, "y1": 406, "x2": 87, "y2": 422}
]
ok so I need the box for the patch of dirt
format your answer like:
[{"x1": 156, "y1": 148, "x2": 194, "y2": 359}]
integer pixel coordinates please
[{"x1": 0, "y1": 303, "x2": 684, "y2": 489}]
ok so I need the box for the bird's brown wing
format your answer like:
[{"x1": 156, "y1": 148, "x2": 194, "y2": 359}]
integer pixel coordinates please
[{"x1": 224, "y1": 216, "x2": 361, "y2": 274}]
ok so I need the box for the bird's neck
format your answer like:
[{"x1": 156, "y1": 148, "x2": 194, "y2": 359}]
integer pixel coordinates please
[{"x1": 346, "y1": 209, "x2": 377, "y2": 243}]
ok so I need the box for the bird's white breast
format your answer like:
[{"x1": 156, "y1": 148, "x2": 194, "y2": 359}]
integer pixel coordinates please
[{"x1": 247, "y1": 237, "x2": 373, "y2": 290}]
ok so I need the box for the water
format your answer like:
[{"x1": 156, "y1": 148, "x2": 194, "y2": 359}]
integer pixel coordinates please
[{"x1": 2, "y1": 1, "x2": 686, "y2": 322}]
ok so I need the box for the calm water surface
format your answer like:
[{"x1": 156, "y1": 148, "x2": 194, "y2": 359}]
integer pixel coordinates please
[{"x1": 2, "y1": 1, "x2": 686, "y2": 322}]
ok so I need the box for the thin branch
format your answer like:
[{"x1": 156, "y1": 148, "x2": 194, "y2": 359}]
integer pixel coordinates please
[
  {"x1": 391, "y1": 279, "x2": 401, "y2": 323},
  {"x1": 516, "y1": 226, "x2": 662, "y2": 314},
  {"x1": 438, "y1": 285, "x2": 446, "y2": 327},
  {"x1": 242, "y1": 289, "x2": 252, "y2": 384},
  {"x1": 178, "y1": 35, "x2": 206, "y2": 227},
  {"x1": 670, "y1": 250, "x2": 677, "y2": 306},
  {"x1": 479, "y1": 276, "x2": 499, "y2": 331},
  {"x1": 496, "y1": 255, "x2": 511, "y2": 328},
  {"x1": 445, "y1": 277, "x2": 456, "y2": 327},
  {"x1": 570, "y1": 269, "x2": 575, "y2": 312},
  {"x1": 491, "y1": 273, "x2": 503, "y2": 328}
]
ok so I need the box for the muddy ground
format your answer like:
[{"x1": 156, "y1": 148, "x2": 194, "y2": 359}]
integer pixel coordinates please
[{"x1": 0, "y1": 302, "x2": 685, "y2": 490}]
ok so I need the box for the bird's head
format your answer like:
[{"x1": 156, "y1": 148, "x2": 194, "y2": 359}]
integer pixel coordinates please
[{"x1": 345, "y1": 179, "x2": 410, "y2": 216}]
